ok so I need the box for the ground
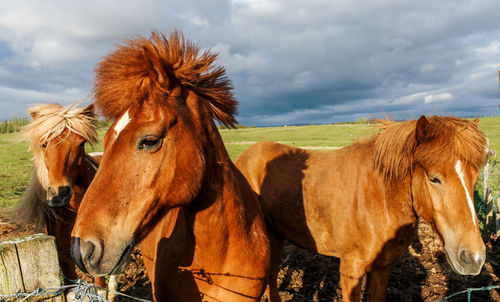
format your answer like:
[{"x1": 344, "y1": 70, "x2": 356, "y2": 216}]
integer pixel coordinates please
[{"x1": 1, "y1": 214, "x2": 498, "y2": 301}]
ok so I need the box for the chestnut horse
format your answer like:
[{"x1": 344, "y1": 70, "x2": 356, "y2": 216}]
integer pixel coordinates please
[
  {"x1": 235, "y1": 116, "x2": 488, "y2": 301},
  {"x1": 15, "y1": 103, "x2": 117, "y2": 299},
  {"x1": 71, "y1": 31, "x2": 270, "y2": 301}
]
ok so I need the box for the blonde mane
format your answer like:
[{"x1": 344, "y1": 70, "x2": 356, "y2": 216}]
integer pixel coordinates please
[
  {"x1": 372, "y1": 116, "x2": 488, "y2": 180},
  {"x1": 93, "y1": 30, "x2": 237, "y2": 127},
  {"x1": 15, "y1": 103, "x2": 98, "y2": 229}
]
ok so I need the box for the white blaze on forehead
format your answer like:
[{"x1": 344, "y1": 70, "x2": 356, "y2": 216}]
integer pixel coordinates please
[
  {"x1": 114, "y1": 110, "x2": 131, "y2": 138},
  {"x1": 455, "y1": 160, "x2": 478, "y2": 231}
]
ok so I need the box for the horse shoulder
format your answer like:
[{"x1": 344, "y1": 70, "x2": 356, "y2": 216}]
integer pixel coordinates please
[{"x1": 235, "y1": 141, "x2": 283, "y2": 195}]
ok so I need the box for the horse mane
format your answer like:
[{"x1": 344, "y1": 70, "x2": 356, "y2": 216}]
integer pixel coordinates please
[
  {"x1": 14, "y1": 157, "x2": 50, "y2": 230},
  {"x1": 23, "y1": 103, "x2": 98, "y2": 153},
  {"x1": 93, "y1": 30, "x2": 237, "y2": 127},
  {"x1": 372, "y1": 116, "x2": 488, "y2": 180},
  {"x1": 14, "y1": 103, "x2": 98, "y2": 229}
]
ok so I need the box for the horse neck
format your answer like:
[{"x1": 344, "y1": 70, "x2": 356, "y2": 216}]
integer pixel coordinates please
[
  {"x1": 67, "y1": 154, "x2": 98, "y2": 211},
  {"x1": 386, "y1": 176, "x2": 417, "y2": 223},
  {"x1": 187, "y1": 122, "x2": 248, "y2": 242},
  {"x1": 13, "y1": 153, "x2": 50, "y2": 229},
  {"x1": 75, "y1": 154, "x2": 98, "y2": 188},
  {"x1": 356, "y1": 141, "x2": 417, "y2": 223}
]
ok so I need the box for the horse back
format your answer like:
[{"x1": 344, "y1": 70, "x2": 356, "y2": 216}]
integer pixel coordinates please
[
  {"x1": 235, "y1": 141, "x2": 318, "y2": 250},
  {"x1": 236, "y1": 141, "x2": 412, "y2": 258}
]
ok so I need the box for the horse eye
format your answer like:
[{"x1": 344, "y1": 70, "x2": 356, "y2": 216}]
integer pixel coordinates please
[
  {"x1": 42, "y1": 143, "x2": 47, "y2": 149},
  {"x1": 429, "y1": 176, "x2": 441, "y2": 184},
  {"x1": 138, "y1": 136, "x2": 161, "y2": 150}
]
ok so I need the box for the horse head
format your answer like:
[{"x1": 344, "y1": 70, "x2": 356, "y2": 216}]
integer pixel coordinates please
[
  {"x1": 71, "y1": 31, "x2": 237, "y2": 276},
  {"x1": 410, "y1": 116, "x2": 488, "y2": 275},
  {"x1": 26, "y1": 103, "x2": 97, "y2": 209}
]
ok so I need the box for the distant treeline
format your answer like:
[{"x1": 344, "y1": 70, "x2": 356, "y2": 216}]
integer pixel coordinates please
[
  {"x1": 0, "y1": 116, "x2": 30, "y2": 133},
  {"x1": 0, "y1": 117, "x2": 116, "y2": 134},
  {"x1": 334, "y1": 117, "x2": 379, "y2": 125}
]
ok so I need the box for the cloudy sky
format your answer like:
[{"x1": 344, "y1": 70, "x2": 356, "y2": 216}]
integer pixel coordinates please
[{"x1": 1, "y1": 0, "x2": 499, "y2": 126}]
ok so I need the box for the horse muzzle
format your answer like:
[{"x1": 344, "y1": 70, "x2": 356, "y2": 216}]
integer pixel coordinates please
[
  {"x1": 457, "y1": 248, "x2": 485, "y2": 275},
  {"x1": 71, "y1": 236, "x2": 133, "y2": 276},
  {"x1": 47, "y1": 185, "x2": 72, "y2": 208},
  {"x1": 447, "y1": 246, "x2": 485, "y2": 275}
]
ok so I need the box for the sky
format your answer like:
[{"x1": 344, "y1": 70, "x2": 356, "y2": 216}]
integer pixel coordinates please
[{"x1": 0, "y1": 0, "x2": 499, "y2": 126}]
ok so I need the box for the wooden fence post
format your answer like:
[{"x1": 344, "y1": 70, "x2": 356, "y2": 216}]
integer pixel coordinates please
[{"x1": 0, "y1": 233, "x2": 64, "y2": 301}]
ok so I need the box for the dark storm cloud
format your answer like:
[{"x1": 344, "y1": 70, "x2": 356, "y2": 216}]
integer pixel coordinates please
[{"x1": 0, "y1": 0, "x2": 499, "y2": 125}]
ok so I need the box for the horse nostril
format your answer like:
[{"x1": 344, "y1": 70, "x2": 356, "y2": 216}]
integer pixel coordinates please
[
  {"x1": 71, "y1": 237, "x2": 102, "y2": 274},
  {"x1": 58, "y1": 186, "x2": 71, "y2": 198},
  {"x1": 458, "y1": 249, "x2": 473, "y2": 266},
  {"x1": 47, "y1": 186, "x2": 57, "y2": 196},
  {"x1": 47, "y1": 186, "x2": 72, "y2": 208},
  {"x1": 71, "y1": 237, "x2": 88, "y2": 274}
]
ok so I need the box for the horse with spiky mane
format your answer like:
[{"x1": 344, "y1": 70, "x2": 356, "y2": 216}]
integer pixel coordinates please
[
  {"x1": 93, "y1": 31, "x2": 237, "y2": 126},
  {"x1": 15, "y1": 103, "x2": 118, "y2": 299},
  {"x1": 71, "y1": 31, "x2": 270, "y2": 301}
]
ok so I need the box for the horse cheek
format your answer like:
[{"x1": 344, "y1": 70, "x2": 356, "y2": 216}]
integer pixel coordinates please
[{"x1": 411, "y1": 168, "x2": 434, "y2": 223}]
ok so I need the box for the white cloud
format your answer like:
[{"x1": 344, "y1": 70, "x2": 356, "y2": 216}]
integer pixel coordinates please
[
  {"x1": 0, "y1": 0, "x2": 165, "y2": 67},
  {"x1": 394, "y1": 92, "x2": 427, "y2": 105},
  {"x1": 0, "y1": 84, "x2": 89, "y2": 119},
  {"x1": 424, "y1": 93, "x2": 454, "y2": 104},
  {"x1": 212, "y1": 42, "x2": 269, "y2": 73},
  {"x1": 421, "y1": 64, "x2": 435, "y2": 72},
  {"x1": 180, "y1": 12, "x2": 211, "y2": 27}
]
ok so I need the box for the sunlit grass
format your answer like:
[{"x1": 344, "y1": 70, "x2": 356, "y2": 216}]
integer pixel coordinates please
[
  {"x1": 0, "y1": 133, "x2": 31, "y2": 208},
  {"x1": 1, "y1": 117, "x2": 499, "y2": 219}
]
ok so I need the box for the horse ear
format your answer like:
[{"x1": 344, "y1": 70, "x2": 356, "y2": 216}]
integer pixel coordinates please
[
  {"x1": 473, "y1": 118, "x2": 479, "y2": 125},
  {"x1": 29, "y1": 111, "x2": 38, "y2": 120},
  {"x1": 142, "y1": 46, "x2": 168, "y2": 87},
  {"x1": 83, "y1": 104, "x2": 95, "y2": 117},
  {"x1": 416, "y1": 115, "x2": 430, "y2": 143}
]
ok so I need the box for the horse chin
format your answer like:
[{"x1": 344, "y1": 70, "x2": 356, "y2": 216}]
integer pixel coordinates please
[
  {"x1": 444, "y1": 249, "x2": 463, "y2": 274},
  {"x1": 108, "y1": 243, "x2": 134, "y2": 275},
  {"x1": 47, "y1": 197, "x2": 71, "y2": 209}
]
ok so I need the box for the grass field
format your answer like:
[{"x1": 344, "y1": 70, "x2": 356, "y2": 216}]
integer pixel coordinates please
[
  {"x1": 0, "y1": 133, "x2": 31, "y2": 207},
  {"x1": 221, "y1": 123, "x2": 375, "y2": 159},
  {"x1": 1, "y1": 118, "x2": 499, "y2": 229}
]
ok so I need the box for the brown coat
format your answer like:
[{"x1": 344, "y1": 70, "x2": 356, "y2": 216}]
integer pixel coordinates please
[{"x1": 235, "y1": 116, "x2": 488, "y2": 301}]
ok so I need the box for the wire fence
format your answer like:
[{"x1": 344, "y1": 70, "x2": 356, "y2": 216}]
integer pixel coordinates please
[
  {"x1": 2, "y1": 281, "x2": 499, "y2": 302},
  {"x1": 0, "y1": 278, "x2": 152, "y2": 302},
  {"x1": 486, "y1": 158, "x2": 500, "y2": 207},
  {"x1": 478, "y1": 155, "x2": 500, "y2": 234},
  {"x1": 439, "y1": 284, "x2": 500, "y2": 302}
]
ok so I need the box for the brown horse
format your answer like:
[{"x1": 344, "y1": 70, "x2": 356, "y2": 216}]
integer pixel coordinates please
[
  {"x1": 15, "y1": 103, "x2": 116, "y2": 299},
  {"x1": 71, "y1": 31, "x2": 270, "y2": 301},
  {"x1": 235, "y1": 116, "x2": 488, "y2": 302}
]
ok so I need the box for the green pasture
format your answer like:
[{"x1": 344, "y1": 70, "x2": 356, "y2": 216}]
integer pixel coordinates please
[
  {"x1": 0, "y1": 133, "x2": 30, "y2": 208},
  {"x1": 1, "y1": 118, "x2": 499, "y2": 231},
  {"x1": 221, "y1": 123, "x2": 375, "y2": 159}
]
